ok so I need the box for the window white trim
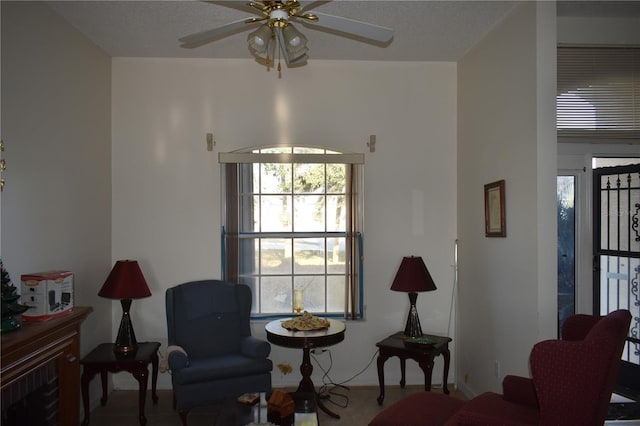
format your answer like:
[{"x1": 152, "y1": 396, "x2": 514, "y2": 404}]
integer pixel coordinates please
[{"x1": 219, "y1": 152, "x2": 365, "y2": 164}]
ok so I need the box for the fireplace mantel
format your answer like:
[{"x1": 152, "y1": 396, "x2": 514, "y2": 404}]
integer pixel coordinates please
[{"x1": 1, "y1": 306, "x2": 92, "y2": 425}]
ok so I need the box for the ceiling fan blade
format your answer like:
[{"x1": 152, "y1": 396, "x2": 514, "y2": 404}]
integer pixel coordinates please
[
  {"x1": 179, "y1": 18, "x2": 261, "y2": 48},
  {"x1": 301, "y1": 12, "x2": 393, "y2": 43},
  {"x1": 298, "y1": 1, "x2": 332, "y2": 13}
]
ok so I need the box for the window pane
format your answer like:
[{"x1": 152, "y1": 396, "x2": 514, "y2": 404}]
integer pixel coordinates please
[
  {"x1": 294, "y1": 195, "x2": 324, "y2": 232},
  {"x1": 262, "y1": 147, "x2": 292, "y2": 154},
  {"x1": 252, "y1": 163, "x2": 260, "y2": 192},
  {"x1": 294, "y1": 163, "x2": 325, "y2": 193},
  {"x1": 293, "y1": 147, "x2": 324, "y2": 154},
  {"x1": 294, "y1": 276, "x2": 325, "y2": 312},
  {"x1": 239, "y1": 195, "x2": 258, "y2": 232},
  {"x1": 294, "y1": 238, "x2": 325, "y2": 274},
  {"x1": 261, "y1": 163, "x2": 291, "y2": 193},
  {"x1": 242, "y1": 276, "x2": 259, "y2": 314},
  {"x1": 261, "y1": 276, "x2": 292, "y2": 313},
  {"x1": 557, "y1": 175, "x2": 576, "y2": 336},
  {"x1": 327, "y1": 237, "x2": 346, "y2": 273},
  {"x1": 327, "y1": 275, "x2": 346, "y2": 312},
  {"x1": 261, "y1": 238, "x2": 291, "y2": 274},
  {"x1": 261, "y1": 195, "x2": 292, "y2": 232},
  {"x1": 239, "y1": 238, "x2": 258, "y2": 275},
  {"x1": 327, "y1": 164, "x2": 346, "y2": 193},
  {"x1": 327, "y1": 195, "x2": 346, "y2": 232}
]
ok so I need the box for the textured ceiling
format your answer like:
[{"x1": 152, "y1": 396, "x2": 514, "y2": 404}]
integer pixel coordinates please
[{"x1": 46, "y1": 1, "x2": 640, "y2": 63}]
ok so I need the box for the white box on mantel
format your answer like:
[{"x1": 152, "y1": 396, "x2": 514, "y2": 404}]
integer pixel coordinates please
[{"x1": 21, "y1": 270, "x2": 74, "y2": 321}]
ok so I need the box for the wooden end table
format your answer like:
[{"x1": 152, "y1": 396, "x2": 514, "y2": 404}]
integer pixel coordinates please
[
  {"x1": 80, "y1": 341, "x2": 160, "y2": 425},
  {"x1": 265, "y1": 318, "x2": 346, "y2": 419},
  {"x1": 375, "y1": 332, "x2": 452, "y2": 405}
]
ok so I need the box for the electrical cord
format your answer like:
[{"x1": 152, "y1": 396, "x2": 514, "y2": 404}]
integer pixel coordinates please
[
  {"x1": 313, "y1": 350, "x2": 349, "y2": 408},
  {"x1": 310, "y1": 347, "x2": 381, "y2": 409}
]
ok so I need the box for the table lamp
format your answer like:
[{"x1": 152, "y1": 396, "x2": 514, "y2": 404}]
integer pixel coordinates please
[
  {"x1": 390, "y1": 256, "x2": 437, "y2": 338},
  {"x1": 98, "y1": 260, "x2": 151, "y2": 355}
]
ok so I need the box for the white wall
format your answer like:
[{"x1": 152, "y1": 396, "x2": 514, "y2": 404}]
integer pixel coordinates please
[
  {"x1": 1, "y1": 2, "x2": 112, "y2": 351},
  {"x1": 558, "y1": 16, "x2": 640, "y2": 45},
  {"x1": 456, "y1": 2, "x2": 557, "y2": 396},
  {"x1": 111, "y1": 58, "x2": 458, "y2": 389}
]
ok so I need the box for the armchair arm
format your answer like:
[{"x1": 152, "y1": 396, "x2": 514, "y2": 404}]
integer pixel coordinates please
[
  {"x1": 502, "y1": 375, "x2": 538, "y2": 408},
  {"x1": 241, "y1": 336, "x2": 271, "y2": 358},
  {"x1": 167, "y1": 346, "x2": 190, "y2": 371}
]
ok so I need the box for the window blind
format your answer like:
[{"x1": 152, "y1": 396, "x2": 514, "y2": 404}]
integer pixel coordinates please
[{"x1": 557, "y1": 47, "x2": 640, "y2": 141}]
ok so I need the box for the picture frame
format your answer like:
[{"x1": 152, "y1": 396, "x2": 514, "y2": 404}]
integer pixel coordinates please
[{"x1": 484, "y1": 180, "x2": 506, "y2": 237}]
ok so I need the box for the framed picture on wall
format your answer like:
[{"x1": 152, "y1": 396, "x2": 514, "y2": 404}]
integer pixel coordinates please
[{"x1": 484, "y1": 180, "x2": 506, "y2": 237}]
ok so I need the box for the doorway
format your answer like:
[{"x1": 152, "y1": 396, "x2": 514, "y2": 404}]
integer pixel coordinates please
[{"x1": 593, "y1": 161, "x2": 640, "y2": 398}]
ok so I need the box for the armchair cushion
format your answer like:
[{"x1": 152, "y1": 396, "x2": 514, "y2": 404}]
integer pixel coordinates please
[
  {"x1": 446, "y1": 392, "x2": 539, "y2": 426},
  {"x1": 172, "y1": 354, "x2": 273, "y2": 385},
  {"x1": 369, "y1": 392, "x2": 466, "y2": 426}
]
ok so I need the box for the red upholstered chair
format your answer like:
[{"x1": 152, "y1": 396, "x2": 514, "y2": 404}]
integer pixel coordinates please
[{"x1": 369, "y1": 309, "x2": 631, "y2": 426}]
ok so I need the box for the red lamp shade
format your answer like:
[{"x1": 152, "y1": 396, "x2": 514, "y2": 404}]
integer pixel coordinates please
[
  {"x1": 99, "y1": 260, "x2": 151, "y2": 355},
  {"x1": 391, "y1": 256, "x2": 437, "y2": 293},
  {"x1": 391, "y1": 256, "x2": 436, "y2": 338},
  {"x1": 99, "y1": 260, "x2": 151, "y2": 300}
]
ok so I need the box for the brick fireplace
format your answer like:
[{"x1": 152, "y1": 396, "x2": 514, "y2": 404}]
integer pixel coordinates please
[{"x1": 1, "y1": 307, "x2": 91, "y2": 426}]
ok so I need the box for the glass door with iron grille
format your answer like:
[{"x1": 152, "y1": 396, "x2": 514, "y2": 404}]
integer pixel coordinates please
[{"x1": 593, "y1": 163, "x2": 640, "y2": 396}]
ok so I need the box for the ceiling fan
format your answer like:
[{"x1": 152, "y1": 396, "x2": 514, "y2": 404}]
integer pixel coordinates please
[{"x1": 179, "y1": 1, "x2": 394, "y2": 69}]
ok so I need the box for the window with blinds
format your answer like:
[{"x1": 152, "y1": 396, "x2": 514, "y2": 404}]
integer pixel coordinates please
[{"x1": 557, "y1": 47, "x2": 640, "y2": 141}]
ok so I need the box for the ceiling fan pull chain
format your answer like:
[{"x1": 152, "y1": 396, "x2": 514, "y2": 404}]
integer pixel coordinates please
[{"x1": 277, "y1": 35, "x2": 282, "y2": 75}]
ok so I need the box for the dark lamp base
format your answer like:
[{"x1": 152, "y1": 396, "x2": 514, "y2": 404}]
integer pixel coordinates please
[
  {"x1": 113, "y1": 298, "x2": 139, "y2": 356},
  {"x1": 403, "y1": 292, "x2": 423, "y2": 338}
]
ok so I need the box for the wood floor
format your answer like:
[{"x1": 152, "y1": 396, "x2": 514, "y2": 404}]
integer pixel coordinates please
[{"x1": 86, "y1": 384, "x2": 466, "y2": 426}]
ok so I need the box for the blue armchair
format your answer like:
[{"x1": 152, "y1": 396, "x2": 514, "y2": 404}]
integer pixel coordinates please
[{"x1": 165, "y1": 280, "x2": 273, "y2": 425}]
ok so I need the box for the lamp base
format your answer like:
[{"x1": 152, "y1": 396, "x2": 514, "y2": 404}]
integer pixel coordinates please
[
  {"x1": 403, "y1": 292, "x2": 423, "y2": 338},
  {"x1": 114, "y1": 299, "x2": 138, "y2": 356}
]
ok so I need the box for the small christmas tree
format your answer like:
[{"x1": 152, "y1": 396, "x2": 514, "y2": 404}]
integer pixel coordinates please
[{"x1": 1, "y1": 260, "x2": 30, "y2": 332}]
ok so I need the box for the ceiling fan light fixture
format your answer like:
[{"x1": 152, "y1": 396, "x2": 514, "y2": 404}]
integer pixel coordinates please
[
  {"x1": 247, "y1": 24, "x2": 273, "y2": 53},
  {"x1": 282, "y1": 23, "x2": 307, "y2": 48},
  {"x1": 286, "y1": 43, "x2": 308, "y2": 62}
]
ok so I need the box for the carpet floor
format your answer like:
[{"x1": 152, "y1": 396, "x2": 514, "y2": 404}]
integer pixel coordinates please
[{"x1": 86, "y1": 384, "x2": 466, "y2": 426}]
